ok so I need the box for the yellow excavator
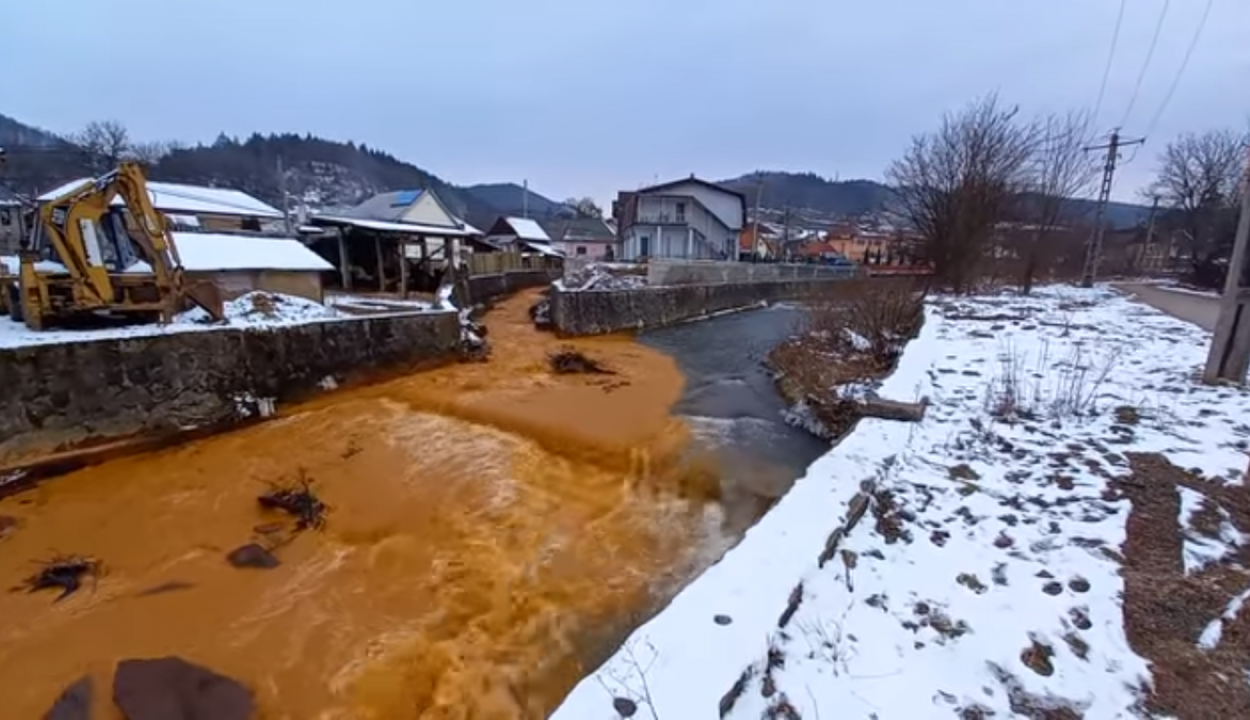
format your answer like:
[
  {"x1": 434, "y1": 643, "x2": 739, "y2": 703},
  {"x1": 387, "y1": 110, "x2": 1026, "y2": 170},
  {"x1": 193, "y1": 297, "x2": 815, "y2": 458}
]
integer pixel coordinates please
[{"x1": 4, "y1": 161, "x2": 222, "y2": 330}]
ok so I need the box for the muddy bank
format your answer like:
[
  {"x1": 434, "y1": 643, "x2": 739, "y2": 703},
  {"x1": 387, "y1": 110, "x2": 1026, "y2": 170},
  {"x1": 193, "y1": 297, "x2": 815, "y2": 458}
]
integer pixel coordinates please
[{"x1": 0, "y1": 289, "x2": 727, "y2": 719}]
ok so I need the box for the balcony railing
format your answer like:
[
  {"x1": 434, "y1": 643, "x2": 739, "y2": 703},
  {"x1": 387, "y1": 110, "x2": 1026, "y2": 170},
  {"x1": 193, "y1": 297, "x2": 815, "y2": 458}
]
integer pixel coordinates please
[{"x1": 634, "y1": 213, "x2": 689, "y2": 225}]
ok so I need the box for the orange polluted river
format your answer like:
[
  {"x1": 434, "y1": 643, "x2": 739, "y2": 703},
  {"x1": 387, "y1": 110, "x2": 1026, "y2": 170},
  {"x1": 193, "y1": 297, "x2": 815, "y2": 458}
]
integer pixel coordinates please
[{"x1": 0, "y1": 289, "x2": 737, "y2": 719}]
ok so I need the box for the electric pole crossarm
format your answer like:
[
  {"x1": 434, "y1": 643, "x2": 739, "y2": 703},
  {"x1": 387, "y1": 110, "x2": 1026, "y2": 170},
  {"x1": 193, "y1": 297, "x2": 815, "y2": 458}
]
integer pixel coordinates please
[{"x1": 1081, "y1": 131, "x2": 1146, "y2": 287}]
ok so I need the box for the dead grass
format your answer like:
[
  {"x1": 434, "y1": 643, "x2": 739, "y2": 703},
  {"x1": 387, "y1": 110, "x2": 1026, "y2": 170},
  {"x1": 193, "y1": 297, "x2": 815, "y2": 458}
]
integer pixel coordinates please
[
  {"x1": 984, "y1": 339, "x2": 1124, "y2": 423},
  {"x1": 768, "y1": 281, "x2": 926, "y2": 438}
]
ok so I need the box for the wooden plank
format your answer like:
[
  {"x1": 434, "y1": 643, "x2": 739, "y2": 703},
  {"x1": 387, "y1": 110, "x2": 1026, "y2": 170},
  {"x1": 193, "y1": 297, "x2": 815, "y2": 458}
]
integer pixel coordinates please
[
  {"x1": 399, "y1": 240, "x2": 409, "y2": 299},
  {"x1": 337, "y1": 231, "x2": 352, "y2": 291},
  {"x1": 375, "y1": 235, "x2": 386, "y2": 292}
]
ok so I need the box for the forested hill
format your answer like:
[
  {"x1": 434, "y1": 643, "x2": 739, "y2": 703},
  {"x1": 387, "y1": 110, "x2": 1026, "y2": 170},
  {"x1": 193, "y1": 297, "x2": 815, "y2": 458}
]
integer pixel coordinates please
[{"x1": 0, "y1": 114, "x2": 562, "y2": 228}]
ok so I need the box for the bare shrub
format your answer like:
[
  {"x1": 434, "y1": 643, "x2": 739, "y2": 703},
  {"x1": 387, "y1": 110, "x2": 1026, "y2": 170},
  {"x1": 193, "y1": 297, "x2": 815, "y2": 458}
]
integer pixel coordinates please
[
  {"x1": 1151, "y1": 128, "x2": 1249, "y2": 289},
  {"x1": 770, "y1": 281, "x2": 926, "y2": 437},
  {"x1": 887, "y1": 94, "x2": 1038, "y2": 294},
  {"x1": 1015, "y1": 112, "x2": 1099, "y2": 294},
  {"x1": 985, "y1": 339, "x2": 1123, "y2": 422}
]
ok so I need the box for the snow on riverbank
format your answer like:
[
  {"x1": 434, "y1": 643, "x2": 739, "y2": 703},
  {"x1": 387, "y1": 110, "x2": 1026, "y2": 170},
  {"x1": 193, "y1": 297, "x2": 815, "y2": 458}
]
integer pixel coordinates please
[
  {"x1": 553, "y1": 285, "x2": 1250, "y2": 719},
  {"x1": 0, "y1": 291, "x2": 423, "y2": 349}
]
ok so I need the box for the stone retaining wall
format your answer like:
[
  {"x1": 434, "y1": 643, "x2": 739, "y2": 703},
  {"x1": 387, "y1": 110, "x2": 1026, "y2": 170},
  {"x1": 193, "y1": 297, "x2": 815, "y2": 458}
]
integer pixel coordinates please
[
  {"x1": 0, "y1": 311, "x2": 461, "y2": 469},
  {"x1": 647, "y1": 259, "x2": 857, "y2": 286},
  {"x1": 550, "y1": 278, "x2": 863, "y2": 336},
  {"x1": 468, "y1": 269, "x2": 555, "y2": 303}
]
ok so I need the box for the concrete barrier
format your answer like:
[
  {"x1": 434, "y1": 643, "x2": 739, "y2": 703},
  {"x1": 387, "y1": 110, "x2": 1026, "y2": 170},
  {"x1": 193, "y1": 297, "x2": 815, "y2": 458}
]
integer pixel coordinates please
[
  {"x1": 550, "y1": 278, "x2": 866, "y2": 336},
  {"x1": 468, "y1": 269, "x2": 555, "y2": 303},
  {"x1": 647, "y1": 259, "x2": 856, "y2": 286},
  {"x1": 0, "y1": 311, "x2": 461, "y2": 469}
]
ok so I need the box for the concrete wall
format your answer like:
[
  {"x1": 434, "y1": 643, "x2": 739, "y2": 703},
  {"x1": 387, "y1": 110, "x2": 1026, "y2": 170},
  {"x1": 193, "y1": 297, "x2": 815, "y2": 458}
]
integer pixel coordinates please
[
  {"x1": 647, "y1": 259, "x2": 857, "y2": 286},
  {"x1": 188, "y1": 269, "x2": 324, "y2": 303},
  {"x1": 0, "y1": 311, "x2": 461, "y2": 469},
  {"x1": 550, "y1": 278, "x2": 862, "y2": 336},
  {"x1": 467, "y1": 269, "x2": 554, "y2": 303}
]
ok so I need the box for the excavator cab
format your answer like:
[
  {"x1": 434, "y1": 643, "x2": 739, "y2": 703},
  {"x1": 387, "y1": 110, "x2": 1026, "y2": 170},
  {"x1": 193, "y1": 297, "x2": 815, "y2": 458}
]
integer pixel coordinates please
[{"x1": 12, "y1": 162, "x2": 223, "y2": 329}]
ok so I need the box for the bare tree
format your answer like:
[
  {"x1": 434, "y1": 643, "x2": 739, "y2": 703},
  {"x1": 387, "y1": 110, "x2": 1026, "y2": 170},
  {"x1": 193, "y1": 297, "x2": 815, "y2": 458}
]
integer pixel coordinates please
[
  {"x1": 886, "y1": 94, "x2": 1037, "y2": 293},
  {"x1": 1016, "y1": 111, "x2": 1098, "y2": 293},
  {"x1": 69, "y1": 119, "x2": 131, "y2": 173},
  {"x1": 1152, "y1": 128, "x2": 1249, "y2": 288},
  {"x1": 565, "y1": 196, "x2": 603, "y2": 219},
  {"x1": 128, "y1": 140, "x2": 172, "y2": 166}
]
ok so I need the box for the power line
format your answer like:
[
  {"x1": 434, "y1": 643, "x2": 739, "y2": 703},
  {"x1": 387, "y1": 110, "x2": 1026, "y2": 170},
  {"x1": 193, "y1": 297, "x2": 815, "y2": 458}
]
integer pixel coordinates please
[
  {"x1": 1119, "y1": 0, "x2": 1171, "y2": 128},
  {"x1": 1144, "y1": 0, "x2": 1215, "y2": 138},
  {"x1": 1092, "y1": 0, "x2": 1129, "y2": 125}
]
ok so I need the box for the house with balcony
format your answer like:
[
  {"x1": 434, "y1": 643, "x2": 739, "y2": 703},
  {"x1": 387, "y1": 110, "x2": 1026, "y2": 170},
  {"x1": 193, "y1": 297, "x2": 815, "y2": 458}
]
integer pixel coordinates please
[{"x1": 613, "y1": 176, "x2": 746, "y2": 261}]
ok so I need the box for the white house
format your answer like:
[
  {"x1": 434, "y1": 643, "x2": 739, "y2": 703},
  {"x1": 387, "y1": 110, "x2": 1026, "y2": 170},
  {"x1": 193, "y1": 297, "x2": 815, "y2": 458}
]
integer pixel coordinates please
[{"x1": 613, "y1": 176, "x2": 747, "y2": 261}]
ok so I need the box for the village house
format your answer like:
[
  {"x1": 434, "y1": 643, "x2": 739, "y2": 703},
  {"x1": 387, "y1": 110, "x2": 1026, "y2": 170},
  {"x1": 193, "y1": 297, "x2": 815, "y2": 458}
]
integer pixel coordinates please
[
  {"x1": 541, "y1": 216, "x2": 616, "y2": 259},
  {"x1": 483, "y1": 216, "x2": 563, "y2": 268},
  {"x1": 310, "y1": 188, "x2": 485, "y2": 293},
  {"x1": 37, "y1": 178, "x2": 286, "y2": 233},
  {"x1": 0, "y1": 186, "x2": 25, "y2": 255},
  {"x1": 24, "y1": 177, "x2": 332, "y2": 302},
  {"x1": 613, "y1": 175, "x2": 746, "y2": 261},
  {"x1": 173, "y1": 232, "x2": 334, "y2": 303},
  {"x1": 738, "y1": 224, "x2": 781, "y2": 261}
]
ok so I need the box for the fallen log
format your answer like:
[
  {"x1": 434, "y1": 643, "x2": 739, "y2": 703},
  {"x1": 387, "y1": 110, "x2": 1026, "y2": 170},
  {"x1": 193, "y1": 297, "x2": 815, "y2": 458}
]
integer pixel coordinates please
[{"x1": 856, "y1": 397, "x2": 927, "y2": 422}]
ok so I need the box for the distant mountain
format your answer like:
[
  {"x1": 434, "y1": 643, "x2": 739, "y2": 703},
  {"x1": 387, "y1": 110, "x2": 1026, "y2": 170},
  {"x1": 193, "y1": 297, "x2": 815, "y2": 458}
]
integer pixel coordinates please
[
  {"x1": 462, "y1": 183, "x2": 566, "y2": 219},
  {"x1": 721, "y1": 172, "x2": 889, "y2": 218},
  {"x1": 0, "y1": 113, "x2": 63, "y2": 148},
  {"x1": 151, "y1": 132, "x2": 501, "y2": 226},
  {"x1": 0, "y1": 114, "x2": 542, "y2": 228},
  {"x1": 720, "y1": 170, "x2": 1152, "y2": 230},
  {"x1": 0, "y1": 113, "x2": 92, "y2": 195}
]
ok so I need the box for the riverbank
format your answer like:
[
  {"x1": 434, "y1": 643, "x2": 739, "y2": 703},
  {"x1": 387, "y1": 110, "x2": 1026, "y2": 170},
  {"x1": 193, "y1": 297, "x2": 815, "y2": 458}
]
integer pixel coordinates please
[
  {"x1": 552, "y1": 285, "x2": 1250, "y2": 719},
  {"x1": 0, "y1": 289, "x2": 734, "y2": 718}
]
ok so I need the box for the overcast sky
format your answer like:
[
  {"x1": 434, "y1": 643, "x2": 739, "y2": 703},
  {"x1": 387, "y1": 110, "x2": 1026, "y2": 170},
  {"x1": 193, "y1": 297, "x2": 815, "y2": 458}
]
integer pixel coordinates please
[{"x1": 3, "y1": 0, "x2": 1246, "y2": 206}]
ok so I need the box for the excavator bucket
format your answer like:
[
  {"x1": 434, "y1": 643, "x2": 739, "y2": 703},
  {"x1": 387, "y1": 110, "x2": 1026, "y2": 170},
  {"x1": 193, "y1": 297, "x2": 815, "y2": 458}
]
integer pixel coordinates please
[{"x1": 183, "y1": 280, "x2": 225, "y2": 322}]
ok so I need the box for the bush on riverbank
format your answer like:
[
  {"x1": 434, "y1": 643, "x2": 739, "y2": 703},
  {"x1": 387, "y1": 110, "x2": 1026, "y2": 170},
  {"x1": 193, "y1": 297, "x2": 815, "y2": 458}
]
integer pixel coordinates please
[{"x1": 767, "y1": 280, "x2": 926, "y2": 439}]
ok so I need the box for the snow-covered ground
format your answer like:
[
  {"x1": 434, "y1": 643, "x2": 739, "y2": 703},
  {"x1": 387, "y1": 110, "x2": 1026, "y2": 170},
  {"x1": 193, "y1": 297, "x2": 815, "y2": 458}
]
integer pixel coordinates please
[
  {"x1": 553, "y1": 285, "x2": 1250, "y2": 719},
  {"x1": 326, "y1": 293, "x2": 434, "y2": 313},
  {"x1": 557, "y1": 262, "x2": 648, "y2": 291},
  {"x1": 0, "y1": 291, "x2": 375, "y2": 349}
]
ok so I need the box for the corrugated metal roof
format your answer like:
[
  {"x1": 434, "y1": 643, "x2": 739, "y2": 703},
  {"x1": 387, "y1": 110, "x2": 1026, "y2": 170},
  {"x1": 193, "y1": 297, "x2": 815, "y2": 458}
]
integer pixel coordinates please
[
  {"x1": 311, "y1": 214, "x2": 478, "y2": 237},
  {"x1": 38, "y1": 178, "x2": 283, "y2": 218},
  {"x1": 542, "y1": 216, "x2": 614, "y2": 243},
  {"x1": 343, "y1": 189, "x2": 424, "y2": 221},
  {"x1": 502, "y1": 217, "x2": 550, "y2": 242}
]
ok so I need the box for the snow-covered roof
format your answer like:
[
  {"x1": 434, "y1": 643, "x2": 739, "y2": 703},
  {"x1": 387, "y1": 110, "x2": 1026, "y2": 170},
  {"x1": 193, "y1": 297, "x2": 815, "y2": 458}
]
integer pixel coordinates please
[
  {"x1": 310, "y1": 214, "x2": 478, "y2": 237},
  {"x1": 38, "y1": 179, "x2": 283, "y2": 219},
  {"x1": 453, "y1": 216, "x2": 484, "y2": 236},
  {"x1": 521, "y1": 241, "x2": 563, "y2": 257},
  {"x1": 503, "y1": 217, "x2": 550, "y2": 242},
  {"x1": 172, "y1": 232, "x2": 333, "y2": 272}
]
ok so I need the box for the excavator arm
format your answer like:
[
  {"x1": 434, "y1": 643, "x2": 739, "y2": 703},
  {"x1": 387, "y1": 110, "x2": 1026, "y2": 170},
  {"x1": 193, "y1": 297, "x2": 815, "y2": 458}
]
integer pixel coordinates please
[{"x1": 32, "y1": 162, "x2": 184, "y2": 320}]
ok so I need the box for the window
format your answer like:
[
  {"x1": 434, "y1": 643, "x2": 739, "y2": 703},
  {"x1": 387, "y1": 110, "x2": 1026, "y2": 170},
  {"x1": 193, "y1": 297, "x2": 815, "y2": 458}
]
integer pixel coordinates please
[
  {"x1": 675, "y1": 202, "x2": 686, "y2": 223},
  {"x1": 575, "y1": 246, "x2": 587, "y2": 255},
  {"x1": 0, "y1": 209, "x2": 10, "y2": 226}
]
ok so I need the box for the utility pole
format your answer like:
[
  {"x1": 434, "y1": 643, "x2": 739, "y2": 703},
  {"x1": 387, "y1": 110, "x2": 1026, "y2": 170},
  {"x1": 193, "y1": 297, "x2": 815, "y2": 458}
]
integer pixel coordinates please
[
  {"x1": 1140, "y1": 195, "x2": 1160, "y2": 272},
  {"x1": 782, "y1": 204, "x2": 792, "y2": 262},
  {"x1": 1081, "y1": 130, "x2": 1145, "y2": 287},
  {"x1": 277, "y1": 155, "x2": 292, "y2": 236},
  {"x1": 522, "y1": 179, "x2": 529, "y2": 219},
  {"x1": 1203, "y1": 155, "x2": 1250, "y2": 384}
]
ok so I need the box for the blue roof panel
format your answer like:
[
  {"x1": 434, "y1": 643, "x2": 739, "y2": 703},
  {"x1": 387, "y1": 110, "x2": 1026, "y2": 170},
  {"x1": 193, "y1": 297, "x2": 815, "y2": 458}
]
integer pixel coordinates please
[{"x1": 390, "y1": 189, "x2": 423, "y2": 207}]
